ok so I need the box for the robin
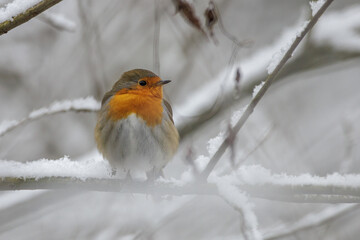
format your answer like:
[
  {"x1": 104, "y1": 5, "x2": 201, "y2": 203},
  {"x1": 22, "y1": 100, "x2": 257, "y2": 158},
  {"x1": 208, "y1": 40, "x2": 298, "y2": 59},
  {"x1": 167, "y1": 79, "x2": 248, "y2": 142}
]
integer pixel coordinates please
[{"x1": 95, "y1": 69, "x2": 179, "y2": 179}]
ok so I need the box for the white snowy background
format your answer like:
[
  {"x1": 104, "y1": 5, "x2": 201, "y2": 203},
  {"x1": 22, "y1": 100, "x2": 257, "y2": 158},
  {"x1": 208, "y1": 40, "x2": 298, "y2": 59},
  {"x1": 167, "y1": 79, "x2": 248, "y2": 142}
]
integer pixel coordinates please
[{"x1": 0, "y1": 0, "x2": 360, "y2": 239}]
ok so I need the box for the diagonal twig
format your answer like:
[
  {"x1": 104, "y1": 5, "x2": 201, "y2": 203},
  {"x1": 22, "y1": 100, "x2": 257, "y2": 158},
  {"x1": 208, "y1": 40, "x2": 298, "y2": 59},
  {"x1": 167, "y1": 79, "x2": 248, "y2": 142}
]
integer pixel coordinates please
[
  {"x1": 199, "y1": 0, "x2": 334, "y2": 180},
  {"x1": 0, "y1": 0, "x2": 63, "y2": 36},
  {"x1": 263, "y1": 204, "x2": 359, "y2": 240}
]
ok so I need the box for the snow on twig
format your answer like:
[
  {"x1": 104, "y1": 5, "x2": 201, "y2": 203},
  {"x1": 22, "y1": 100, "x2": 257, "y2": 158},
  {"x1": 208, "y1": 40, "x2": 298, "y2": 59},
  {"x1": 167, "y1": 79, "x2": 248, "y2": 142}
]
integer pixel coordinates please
[
  {"x1": 266, "y1": 20, "x2": 309, "y2": 74},
  {"x1": 226, "y1": 165, "x2": 360, "y2": 189},
  {"x1": 215, "y1": 177, "x2": 262, "y2": 240},
  {"x1": 2, "y1": 160, "x2": 360, "y2": 203},
  {"x1": 0, "y1": 155, "x2": 110, "y2": 180},
  {"x1": 0, "y1": 0, "x2": 42, "y2": 22},
  {"x1": 0, "y1": 97, "x2": 100, "y2": 137},
  {"x1": 38, "y1": 12, "x2": 76, "y2": 32},
  {"x1": 0, "y1": 0, "x2": 63, "y2": 35},
  {"x1": 175, "y1": 18, "x2": 308, "y2": 129},
  {"x1": 199, "y1": 0, "x2": 334, "y2": 180},
  {"x1": 309, "y1": 0, "x2": 326, "y2": 17}
]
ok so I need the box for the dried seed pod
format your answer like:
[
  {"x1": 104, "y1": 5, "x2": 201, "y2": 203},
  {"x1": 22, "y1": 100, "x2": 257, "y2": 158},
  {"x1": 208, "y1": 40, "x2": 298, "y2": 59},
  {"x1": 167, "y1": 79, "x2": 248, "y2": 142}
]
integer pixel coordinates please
[
  {"x1": 204, "y1": 1, "x2": 218, "y2": 38},
  {"x1": 172, "y1": 0, "x2": 207, "y2": 36}
]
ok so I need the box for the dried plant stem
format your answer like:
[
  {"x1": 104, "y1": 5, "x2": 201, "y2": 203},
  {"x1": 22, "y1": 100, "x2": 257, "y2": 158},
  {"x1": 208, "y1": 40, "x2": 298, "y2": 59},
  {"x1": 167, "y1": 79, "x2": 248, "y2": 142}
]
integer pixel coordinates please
[
  {"x1": 200, "y1": 0, "x2": 334, "y2": 180},
  {"x1": 0, "y1": 0, "x2": 63, "y2": 36}
]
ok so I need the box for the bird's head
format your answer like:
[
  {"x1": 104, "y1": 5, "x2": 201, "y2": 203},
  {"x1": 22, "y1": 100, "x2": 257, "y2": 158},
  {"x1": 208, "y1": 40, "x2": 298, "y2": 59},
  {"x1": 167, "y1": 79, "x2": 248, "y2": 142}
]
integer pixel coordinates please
[{"x1": 102, "y1": 69, "x2": 171, "y2": 105}]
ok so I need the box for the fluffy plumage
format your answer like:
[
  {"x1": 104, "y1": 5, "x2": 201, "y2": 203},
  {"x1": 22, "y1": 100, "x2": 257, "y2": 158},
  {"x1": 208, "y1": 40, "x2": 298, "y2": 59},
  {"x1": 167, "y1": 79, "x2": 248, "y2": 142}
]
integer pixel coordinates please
[{"x1": 95, "y1": 69, "x2": 179, "y2": 177}]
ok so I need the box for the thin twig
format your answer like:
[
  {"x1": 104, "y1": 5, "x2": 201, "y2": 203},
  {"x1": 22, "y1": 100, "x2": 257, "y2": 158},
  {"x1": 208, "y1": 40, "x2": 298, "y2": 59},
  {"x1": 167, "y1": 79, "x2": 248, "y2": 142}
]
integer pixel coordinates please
[
  {"x1": 234, "y1": 125, "x2": 274, "y2": 168},
  {"x1": 0, "y1": 0, "x2": 63, "y2": 36},
  {"x1": 153, "y1": 0, "x2": 161, "y2": 74},
  {"x1": 200, "y1": 0, "x2": 334, "y2": 180},
  {"x1": 211, "y1": 1, "x2": 252, "y2": 48}
]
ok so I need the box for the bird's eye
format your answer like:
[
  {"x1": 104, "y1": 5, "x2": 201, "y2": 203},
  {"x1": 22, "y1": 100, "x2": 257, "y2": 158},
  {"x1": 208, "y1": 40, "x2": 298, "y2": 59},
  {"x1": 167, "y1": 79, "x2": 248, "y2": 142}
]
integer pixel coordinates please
[{"x1": 139, "y1": 80, "x2": 147, "y2": 86}]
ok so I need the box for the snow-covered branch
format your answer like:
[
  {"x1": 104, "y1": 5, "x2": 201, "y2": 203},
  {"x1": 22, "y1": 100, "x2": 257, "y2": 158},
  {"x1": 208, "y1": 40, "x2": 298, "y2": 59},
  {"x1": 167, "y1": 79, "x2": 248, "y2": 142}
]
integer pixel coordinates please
[
  {"x1": 199, "y1": 0, "x2": 334, "y2": 180},
  {"x1": 0, "y1": 0, "x2": 63, "y2": 35},
  {"x1": 0, "y1": 97, "x2": 100, "y2": 137},
  {"x1": 2, "y1": 157, "x2": 360, "y2": 203},
  {"x1": 2, "y1": 175, "x2": 360, "y2": 204}
]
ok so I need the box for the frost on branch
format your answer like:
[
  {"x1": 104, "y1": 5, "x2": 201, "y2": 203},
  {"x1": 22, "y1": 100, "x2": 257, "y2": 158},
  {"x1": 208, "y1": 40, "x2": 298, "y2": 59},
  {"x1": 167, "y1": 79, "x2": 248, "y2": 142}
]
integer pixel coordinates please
[
  {"x1": 309, "y1": 0, "x2": 326, "y2": 17},
  {"x1": 214, "y1": 175, "x2": 262, "y2": 240},
  {"x1": 28, "y1": 96, "x2": 100, "y2": 119},
  {"x1": 252, "y1": 81, "x2": 265, "y2": 98},
  {"x1": 218, "y1": 165, "x2": 360, "y2": 189},
  {"x1": 0, "y1": 154, "x2": 111, "y2": 180},
  {"x1": 0, "y1": 97, "x2": 100, "y2": 137},
  {"x1": 0, "y1": 0, "x2": 42, "y2": 22},
  {"x1": 266, "y1": 19, "x2": 310, "y2": 74}
]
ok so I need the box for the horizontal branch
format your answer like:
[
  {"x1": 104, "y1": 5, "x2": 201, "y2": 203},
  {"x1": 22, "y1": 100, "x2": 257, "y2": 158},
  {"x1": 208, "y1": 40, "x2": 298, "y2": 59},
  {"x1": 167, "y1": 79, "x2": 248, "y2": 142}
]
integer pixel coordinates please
[
  {"x1": 0, "y1": 0, "x2": 63, "y2": 36},
  {"x1": 2, "y1": 176, "x2": 360, "y2": 204}
]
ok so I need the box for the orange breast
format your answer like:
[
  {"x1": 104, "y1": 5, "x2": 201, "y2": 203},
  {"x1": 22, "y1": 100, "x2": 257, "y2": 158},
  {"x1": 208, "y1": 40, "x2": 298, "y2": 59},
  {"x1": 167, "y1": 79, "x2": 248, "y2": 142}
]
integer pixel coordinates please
[{"x1": 107, "y1": 89, "x2": 164, "y2": 127}]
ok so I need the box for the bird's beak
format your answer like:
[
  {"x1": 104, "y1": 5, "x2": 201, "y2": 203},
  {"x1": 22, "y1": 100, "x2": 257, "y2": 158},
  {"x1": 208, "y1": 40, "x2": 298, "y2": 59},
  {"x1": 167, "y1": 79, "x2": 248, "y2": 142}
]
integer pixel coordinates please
[{"x1": 156, "y1": 80, "x2": 171, "y2": 86}]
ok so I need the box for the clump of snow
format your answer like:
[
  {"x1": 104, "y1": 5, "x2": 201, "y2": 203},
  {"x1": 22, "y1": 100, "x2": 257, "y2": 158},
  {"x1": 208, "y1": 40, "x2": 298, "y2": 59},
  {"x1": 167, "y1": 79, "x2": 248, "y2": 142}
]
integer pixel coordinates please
[
  {"x1": 213, "y1": 176, "x2": 262, "y2": 240},
  {"x1": 252, "y1": 81, "x2": 265, "y2": 98},
  {"x1": 0, "y1": 0, "x2": 42, "y2": 22},
  {"x1": 220, "y1": 165, "x2": 360, "y2": 188},
  {"x1": 40, "y1": 12, "x2": 76, "y2": 32},
  {"x1": 207, "y1": 132, "x2": 225, "y2": 156},
  {"x1": 180, "y1": 155, "x2": 210, "y2": 182},
  {"x1": 266, "y1": 50, "x2": 284, "y2": 74},
  {"x1": 29, "y1": 96, "x2": 100, "y2": 119},
  {"x1": 312, "y1": 5, "x2": 360, "y2": 52},
  {"x1": 156, "y1": 176, "x2": 187, "y2": 187},
  {"x1": 266, "y1": 19, "x2": 310, "y2": 74},
  {"x1": 0, "y1": 155, "x2": 111, "y2": 180},
  {"x1": 297, "y1": 20, "x2": 310, "y2": 37},
  {"x1": 309, "y1": 0, "x2": 326, "y2": 17}
]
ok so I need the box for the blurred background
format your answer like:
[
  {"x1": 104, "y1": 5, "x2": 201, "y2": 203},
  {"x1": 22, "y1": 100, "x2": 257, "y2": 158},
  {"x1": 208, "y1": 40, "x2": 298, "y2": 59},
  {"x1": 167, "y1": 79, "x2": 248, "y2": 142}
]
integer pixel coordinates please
[{"x1": 0, "y1": 0, "x2": 360, "y2": 239}]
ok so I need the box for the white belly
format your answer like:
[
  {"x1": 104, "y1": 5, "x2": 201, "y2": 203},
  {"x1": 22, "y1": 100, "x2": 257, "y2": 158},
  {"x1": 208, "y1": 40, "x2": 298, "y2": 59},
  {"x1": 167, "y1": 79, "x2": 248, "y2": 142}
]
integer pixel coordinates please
[{"x1": 103, "y1": 114, "x2": 171, "y2": 172}]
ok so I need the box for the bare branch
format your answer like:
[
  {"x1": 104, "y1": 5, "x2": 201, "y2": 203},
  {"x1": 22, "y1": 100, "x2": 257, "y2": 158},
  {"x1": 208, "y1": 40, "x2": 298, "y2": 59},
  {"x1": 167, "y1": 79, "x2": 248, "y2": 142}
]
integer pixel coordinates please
[
  {"x1": 200, "y1": 0, "x2": 334, "y2": 180},
  {"x1": 207, "y1": 1, "x2": 252, "y2": 47},
  {"x1": 0, "y1": 0, "x2": 63, "y2": 36}
]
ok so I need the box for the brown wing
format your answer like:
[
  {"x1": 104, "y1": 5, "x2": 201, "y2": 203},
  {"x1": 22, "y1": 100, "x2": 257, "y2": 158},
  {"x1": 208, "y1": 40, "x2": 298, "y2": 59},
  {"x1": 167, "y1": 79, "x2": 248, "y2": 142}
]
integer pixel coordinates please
[{"x1": 163, "y1": 99, "x2": 174, "y2": 124}]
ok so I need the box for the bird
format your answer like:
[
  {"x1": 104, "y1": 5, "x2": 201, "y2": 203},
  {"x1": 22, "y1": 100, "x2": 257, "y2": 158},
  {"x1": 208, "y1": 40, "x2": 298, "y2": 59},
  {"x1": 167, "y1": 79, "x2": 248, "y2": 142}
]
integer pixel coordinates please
[{"x1": 95, "y1": 69, "x2": 179, "y2": 179}]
